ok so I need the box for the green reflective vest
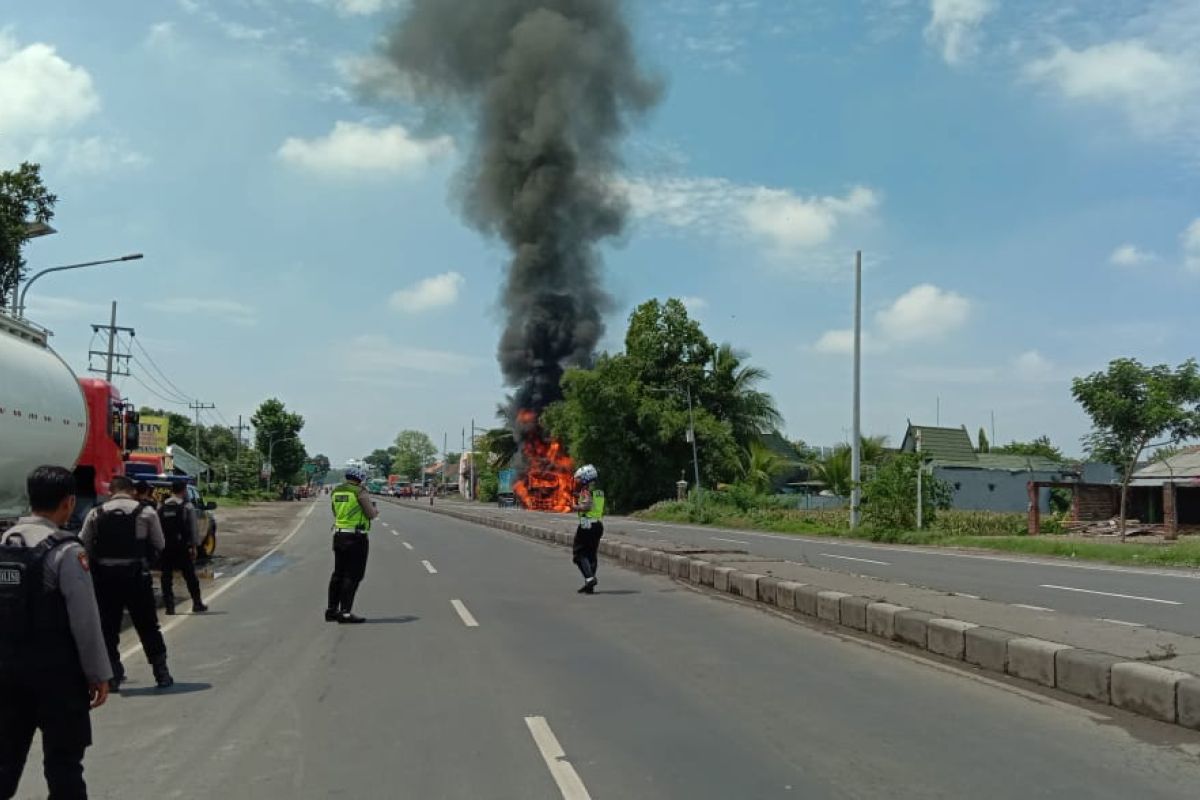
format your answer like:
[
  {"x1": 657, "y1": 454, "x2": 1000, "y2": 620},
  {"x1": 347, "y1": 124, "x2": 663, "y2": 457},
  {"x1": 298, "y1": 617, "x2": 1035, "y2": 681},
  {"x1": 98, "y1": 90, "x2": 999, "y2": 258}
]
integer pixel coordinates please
[
  {"x1": 331, "y1": 483, "x2": 371, "y2": 532},
  {"x1": 578, "y1": 489, "x2": 605, "y2": 524}
]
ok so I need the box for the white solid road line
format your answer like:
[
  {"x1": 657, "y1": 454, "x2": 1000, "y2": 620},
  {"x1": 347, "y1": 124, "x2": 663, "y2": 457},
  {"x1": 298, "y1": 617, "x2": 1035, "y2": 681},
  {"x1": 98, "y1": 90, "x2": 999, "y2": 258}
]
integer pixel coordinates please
[
  {"x1": 712, "y1": 536, "x2": 749, "y2": 545},
  {"x1": 1012, "y1": 604, "x2": 1054, "y2": 612},
  {"x1": 954, "y1": 593, "x2": 981, "y2": 600},
  {"x1": 524, "y1": 716, "x2": 593, "y2": 800},
  {"x1": 121, "y1": 502, "x2": 317, "y2": 660},
  {"x1": 422, "y1": 560, "x2": 438, "y2": 574},
  {"x1": 403, "y1": 542, "x2": 414, "y2": 551},
  {"x1": 821, "y1": 553, "x2": 891, "y2": 566},
  {"x1": 1099, "y1": 618, "x2": 1146, "y2": 627},
  {"x1": 451, "y1": 599, "x2": 479, "y2": 628},
  {"x1": 392, "y1": 531, "x2": 399, "y2": 536},
  {"x1": 1040, "y1": 584, "x2": 1182, "y2": 605}
]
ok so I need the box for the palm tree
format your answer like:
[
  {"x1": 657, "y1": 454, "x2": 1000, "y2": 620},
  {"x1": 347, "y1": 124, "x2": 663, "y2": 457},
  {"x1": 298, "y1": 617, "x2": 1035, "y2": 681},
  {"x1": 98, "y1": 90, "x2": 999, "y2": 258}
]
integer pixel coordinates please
[
  {"x1": 811, "y1": 445, "x2": 853, "y2": 497},
  {"x1": 741, "y1": 440, "x2": 784, "y2": 494},
  {"x1": 709, "y1": 343, "x2": 784, "y2": 448},
  {"x1": 859, "y1": 435, "x2": 889, "y2": 466}
]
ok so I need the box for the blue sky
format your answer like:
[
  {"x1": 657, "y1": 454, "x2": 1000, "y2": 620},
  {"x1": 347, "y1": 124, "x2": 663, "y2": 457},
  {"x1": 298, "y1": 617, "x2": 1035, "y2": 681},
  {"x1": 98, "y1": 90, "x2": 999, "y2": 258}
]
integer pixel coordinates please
[{"x1": 3, "y1": 0, "x2": 1198, "y2": 465}]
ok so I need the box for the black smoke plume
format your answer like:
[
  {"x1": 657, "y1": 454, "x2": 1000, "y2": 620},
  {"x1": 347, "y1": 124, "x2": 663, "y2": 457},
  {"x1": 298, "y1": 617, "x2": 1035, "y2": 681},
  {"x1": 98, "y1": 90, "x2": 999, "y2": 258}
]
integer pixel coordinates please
[{"x1": 378, "y1": 0, "x2": 661, "y2": 413}]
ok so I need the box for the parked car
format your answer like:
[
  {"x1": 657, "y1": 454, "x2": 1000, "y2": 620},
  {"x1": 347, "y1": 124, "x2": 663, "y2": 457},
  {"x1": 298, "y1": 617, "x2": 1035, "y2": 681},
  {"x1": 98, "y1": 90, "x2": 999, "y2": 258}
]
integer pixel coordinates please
[{"x1": 186, "y1": 484, "x2": 218, "y2": 561}]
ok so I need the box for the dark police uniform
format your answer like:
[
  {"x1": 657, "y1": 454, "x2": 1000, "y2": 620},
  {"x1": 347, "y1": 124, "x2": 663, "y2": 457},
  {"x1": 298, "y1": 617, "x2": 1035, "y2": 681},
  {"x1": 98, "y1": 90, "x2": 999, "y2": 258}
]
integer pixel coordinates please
[
  {"x1": 1, "y1": 516, "x2": 111, "y2": 799},
  {"x1": 79, "y1": 494, "x2": 171, "y2": 687},
  {"x1": 157, "y1": 495, "x2": 205, "y2": 614}
]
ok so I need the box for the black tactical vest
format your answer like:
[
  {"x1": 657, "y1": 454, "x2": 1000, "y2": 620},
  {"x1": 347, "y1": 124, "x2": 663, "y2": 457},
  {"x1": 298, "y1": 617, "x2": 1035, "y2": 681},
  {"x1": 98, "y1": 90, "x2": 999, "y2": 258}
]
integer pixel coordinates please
[
  {"x1": 92, "y1": 505, "x2": 144, "y2": 562},
  {"x1": 0, "y1": 534, "x2": 78, "y2": 672},
  {"x1": 158, "y1": 501, "x2": 188, "y2": 547}
]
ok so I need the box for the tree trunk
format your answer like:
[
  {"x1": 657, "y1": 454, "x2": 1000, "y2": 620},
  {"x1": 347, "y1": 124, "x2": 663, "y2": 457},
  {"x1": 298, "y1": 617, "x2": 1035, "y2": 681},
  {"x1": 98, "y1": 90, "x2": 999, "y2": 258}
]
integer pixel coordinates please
[{"x1": 1118, "y1": 444, "x2": 1146, "y2": 542}]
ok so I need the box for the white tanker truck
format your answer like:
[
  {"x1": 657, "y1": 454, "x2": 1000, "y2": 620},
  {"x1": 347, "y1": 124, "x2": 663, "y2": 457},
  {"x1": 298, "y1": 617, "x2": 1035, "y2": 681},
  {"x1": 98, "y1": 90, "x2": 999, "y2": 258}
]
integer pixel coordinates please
[{"x1": 0, "y1": 310, "x2": 137, "y2": 529}]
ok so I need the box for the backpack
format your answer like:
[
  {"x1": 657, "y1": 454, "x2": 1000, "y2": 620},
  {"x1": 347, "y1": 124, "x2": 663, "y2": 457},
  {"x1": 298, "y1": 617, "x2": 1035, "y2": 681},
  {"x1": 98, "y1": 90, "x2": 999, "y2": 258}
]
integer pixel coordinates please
[{"x1": 0, "y1": 534, "x2": 78, "y2": 642}]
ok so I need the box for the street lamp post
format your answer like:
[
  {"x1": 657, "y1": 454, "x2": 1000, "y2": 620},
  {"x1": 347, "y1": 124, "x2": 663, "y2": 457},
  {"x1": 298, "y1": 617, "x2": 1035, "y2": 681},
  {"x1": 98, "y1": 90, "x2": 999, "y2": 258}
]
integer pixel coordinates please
[
  {"x1": 16, "y1": 254, "x2": 144, "y2": 318},
  {"x1": 264, "y1": 434, "x2": 300, "y2": 490}
]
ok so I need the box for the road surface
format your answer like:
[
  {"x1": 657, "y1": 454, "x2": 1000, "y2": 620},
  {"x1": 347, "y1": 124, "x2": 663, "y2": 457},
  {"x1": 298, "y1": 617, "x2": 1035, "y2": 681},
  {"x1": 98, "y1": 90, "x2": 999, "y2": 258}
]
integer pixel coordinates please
[
  {"x1": 475, "y1": 507, "x2": 1200, "y2": 636},
  {"x1": 30, "y1": 501, "x2": 1200, "y2": 799}
]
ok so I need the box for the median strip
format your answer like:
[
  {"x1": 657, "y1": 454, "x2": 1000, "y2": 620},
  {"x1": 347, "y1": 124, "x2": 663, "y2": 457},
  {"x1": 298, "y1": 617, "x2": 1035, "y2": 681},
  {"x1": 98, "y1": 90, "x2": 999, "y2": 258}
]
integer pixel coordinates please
[{"x1": 401, "y1": 500, "x2": 1200, "y2": 734}]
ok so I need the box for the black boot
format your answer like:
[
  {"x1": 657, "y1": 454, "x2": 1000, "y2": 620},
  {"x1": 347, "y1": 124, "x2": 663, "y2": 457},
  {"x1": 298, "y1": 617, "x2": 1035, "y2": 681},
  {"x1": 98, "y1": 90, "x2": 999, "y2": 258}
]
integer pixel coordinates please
[
  {"x1": 338, "y1": 612, "x2": 366, "y2": 624},
  {"x1": 151, "y1": 656, "x2": 174, "y2": 689},
  {"x1": 191, "y1": 600, "x2": 208, "y2": 613},
  {"x1": 325, "y1": 608, "x2": 340, "y2": 622},
  {"x1": 163, "y1": 596, "x2": 176, "y2": 616}
]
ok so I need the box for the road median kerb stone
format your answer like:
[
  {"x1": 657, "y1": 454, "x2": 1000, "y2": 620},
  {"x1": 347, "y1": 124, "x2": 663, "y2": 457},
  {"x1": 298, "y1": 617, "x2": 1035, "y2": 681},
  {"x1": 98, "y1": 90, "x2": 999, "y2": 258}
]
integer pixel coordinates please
[
  {"x1": 964, "y1": 626, "x2": 1015, "y2": 671},
  {"x1": 688, "y1": 559, "x2": 703, "y2": 583},
  {"x1": 729, "y1": 572, "x2": 762, "y2": 600},
  {"x1": 713, "y1": 567, "x2": 735, "y2": 593},
  {"x1": 698, "y1": 562, "x2": 716, "y2": 587},
  {"x1": 757, "y1": 576, "x2": 780, "y2": 606},
  {"x1": 1111, "y1": 662, "x2": 1192, "y2": 723},
  {"x1": 1177, "y1": 678, "x2": 1200, "y2": 731},
  {"x1": 866, "y1": 603, "x2": 910, "y2": 641},
  {"x1": 650, "y1": 551, "x2": 668, "y2": 573},
  {"x1": 1007, "y1": 638, "x2": 1072, "y2": 687},
  {"x1": 894, "y1": 610, "x2": 936, "y2": 649},
  {"x1": 817, "y1": 591, "x2": 850, "y2": 623},
  {"x1": 839, "y1": 596, "x2": 870, "y2": 631},
  {"x1": 929, "y1": 618, "x2": 978, "y2": 661},
  {"x1": 775, "y1": 581, "x2": 802, "y2": 612},
  {"x1": 667, "y1": 554, "x2": 690, "y2": 578},
  {"x1": 796, "y1": 585, "x2": 821, "y2": 617},
  {"x1": 1056, "y1": 649, "x2": 1121, "y2": 704}
]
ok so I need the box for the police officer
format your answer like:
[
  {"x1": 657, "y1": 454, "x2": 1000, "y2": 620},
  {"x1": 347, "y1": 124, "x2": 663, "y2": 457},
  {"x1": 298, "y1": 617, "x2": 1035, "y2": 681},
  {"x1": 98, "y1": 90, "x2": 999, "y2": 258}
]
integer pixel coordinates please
[
  {"x1": 1, "y1": 466, "x2": 111, "y2": 799},
  {"x1": 133, "y1": 480, "x2": 156, "y2": 510},
  {"x1": 570, "y1": 464, "x2": 605, "y2": 594},
  {"x1": 326, "y1": 466, "x2": 378, "y2": 624},
  {"x1": 79, "y1": 475, "x2": 173, "y2": 690},
  {"x1": 157, "y1": 481, "x2": 208, "y2": 616}
]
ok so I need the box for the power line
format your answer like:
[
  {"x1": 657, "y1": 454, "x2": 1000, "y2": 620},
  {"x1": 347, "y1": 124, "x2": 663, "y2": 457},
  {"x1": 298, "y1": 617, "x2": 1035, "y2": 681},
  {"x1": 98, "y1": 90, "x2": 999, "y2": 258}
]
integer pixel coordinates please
[
  {"x1": 131, "y1": 337, "x2": 194, "y2": 404},
  {"x1": 128, "y1": 373, "x2": 189, "y2": 407},
  {"x1": 130, "y1": 353, "x2": 191, "y2": 405}
]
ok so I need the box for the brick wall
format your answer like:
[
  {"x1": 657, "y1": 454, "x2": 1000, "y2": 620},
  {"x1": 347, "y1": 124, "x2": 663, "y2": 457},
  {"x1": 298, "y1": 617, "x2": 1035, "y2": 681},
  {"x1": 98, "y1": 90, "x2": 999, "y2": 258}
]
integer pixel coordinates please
[{"x1": 1075, "y1": 485, "x2": 1117, "y2": 521}]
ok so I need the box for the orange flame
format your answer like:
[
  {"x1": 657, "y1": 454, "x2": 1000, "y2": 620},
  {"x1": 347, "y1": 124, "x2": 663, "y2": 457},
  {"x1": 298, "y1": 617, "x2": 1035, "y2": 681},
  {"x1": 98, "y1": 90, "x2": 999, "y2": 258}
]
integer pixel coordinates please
[{"x1": 513, "y1": 410, "x2": 575, "y2": 513}]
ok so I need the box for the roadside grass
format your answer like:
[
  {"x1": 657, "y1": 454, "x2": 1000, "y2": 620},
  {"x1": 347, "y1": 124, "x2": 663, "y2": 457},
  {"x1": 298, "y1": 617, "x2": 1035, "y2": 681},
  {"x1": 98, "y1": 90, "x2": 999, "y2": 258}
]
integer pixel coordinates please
[{"x1": 634, "y1": 501, "x2": 1200, "y2": 569}]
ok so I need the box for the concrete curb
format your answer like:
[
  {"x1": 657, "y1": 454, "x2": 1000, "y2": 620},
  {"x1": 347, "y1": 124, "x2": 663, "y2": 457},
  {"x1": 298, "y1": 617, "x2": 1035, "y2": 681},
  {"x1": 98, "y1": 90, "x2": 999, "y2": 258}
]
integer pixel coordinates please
[{"x1": 404, "y1": 501, "x2": 1200, "y2": 733}]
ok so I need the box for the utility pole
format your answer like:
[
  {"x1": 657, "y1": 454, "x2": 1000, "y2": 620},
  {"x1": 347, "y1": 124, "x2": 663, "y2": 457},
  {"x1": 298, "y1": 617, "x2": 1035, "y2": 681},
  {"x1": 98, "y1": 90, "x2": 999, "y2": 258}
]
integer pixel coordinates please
[
  {"x1": 442, "y1": 432, "x2": 447, "y2": 494},
  {"x1": 850, "y1": 251, "x2": 863, "y2": 530},
  {"x1": 685, "y1": 383, "x2": 702, "y2": 503},
  {"x1": 991, "y1": 410, "x2": 996, "y2": 446},
  {"x1": 188, "y1": 401, "x2": 216, "y2": 461},
  {"x1": 89, "y1": 301, "x2": 133, "y2": 380},
  {"x1": 231, "y1": 414, "x2": 251, "y2": 461},
  {"x1": 469, "y1": 418, "x2": 475, "y2": 501},
  {"x1": 916, "y1": 428, "x2": 924, "y2": 530}
]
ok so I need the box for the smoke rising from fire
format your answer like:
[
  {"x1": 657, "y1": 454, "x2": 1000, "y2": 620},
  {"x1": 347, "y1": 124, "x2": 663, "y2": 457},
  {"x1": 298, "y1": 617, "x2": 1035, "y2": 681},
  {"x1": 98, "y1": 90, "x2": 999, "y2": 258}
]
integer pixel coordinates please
[{"x1": 377, "y1": 0, "x2": 661, "y2": 413}]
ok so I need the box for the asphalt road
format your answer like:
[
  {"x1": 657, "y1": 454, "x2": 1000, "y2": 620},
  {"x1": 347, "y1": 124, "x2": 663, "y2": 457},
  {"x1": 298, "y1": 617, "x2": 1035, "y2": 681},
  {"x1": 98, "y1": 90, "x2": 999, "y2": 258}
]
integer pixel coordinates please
[
  {"x1": 28, "y1": 500, "x2": 1200, "y2": 799},
  {"x1": 472, "y1": 507, "x2": 1200, "y2": 635}
]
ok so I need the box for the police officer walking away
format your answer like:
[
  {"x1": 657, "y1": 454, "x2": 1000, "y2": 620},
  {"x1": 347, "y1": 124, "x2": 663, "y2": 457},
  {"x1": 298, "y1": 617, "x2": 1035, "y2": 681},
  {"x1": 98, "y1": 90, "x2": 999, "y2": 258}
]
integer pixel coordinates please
[
  {"x1": 80, "y1": 475, "x2": 173, "y2": 689},
  {"x1": 571, "y1": 465, "x2": 605, "y2": 594},
  {"x1": 1, "y1": 466, "x2": 111, "y2": 799},
  {"x1": 157, "y1": 481, "x2": 208, "y2": 615},
  {"x1": 326, "y1": 466, "x2": 378, "y2": 624}
]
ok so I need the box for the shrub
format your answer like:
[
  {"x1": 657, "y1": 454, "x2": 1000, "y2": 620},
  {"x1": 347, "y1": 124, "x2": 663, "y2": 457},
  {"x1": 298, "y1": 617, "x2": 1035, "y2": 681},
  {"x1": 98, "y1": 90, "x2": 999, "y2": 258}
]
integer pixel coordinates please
[{"x1": 862, "y1": 453, "x2": 951, "y2": 531}]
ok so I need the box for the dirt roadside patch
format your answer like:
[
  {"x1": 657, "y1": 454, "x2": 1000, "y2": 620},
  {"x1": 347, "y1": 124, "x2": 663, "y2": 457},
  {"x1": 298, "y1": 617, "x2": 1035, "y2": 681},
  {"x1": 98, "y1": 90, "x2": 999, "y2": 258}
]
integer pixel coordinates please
[{"x1": 197, "y1": 499, "x2": 318, "y2": 578}]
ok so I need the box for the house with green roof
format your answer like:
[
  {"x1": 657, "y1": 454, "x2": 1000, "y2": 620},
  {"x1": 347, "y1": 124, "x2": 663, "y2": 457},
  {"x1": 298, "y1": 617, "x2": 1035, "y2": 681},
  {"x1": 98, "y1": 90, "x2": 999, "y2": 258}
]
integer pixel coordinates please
[{"x1": 900, "y1": 423, "x2": 1074, "y2": 513}]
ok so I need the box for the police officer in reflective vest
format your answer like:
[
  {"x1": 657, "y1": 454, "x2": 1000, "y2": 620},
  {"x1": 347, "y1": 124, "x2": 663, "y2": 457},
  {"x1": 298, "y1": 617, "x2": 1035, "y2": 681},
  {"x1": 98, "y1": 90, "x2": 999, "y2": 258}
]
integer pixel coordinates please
[
  {"x1": 157, "y1": 481, "x2": 207, "y2": 616},
  {"x1": 1, "y1": 466, "x2": 111, "y2": 800},
  {"x1": 570, "y1": 464, "x2": 605, "y2": 594},
  {"x1": 326, "y1": 466, "x2": 378, "y2": 624},
  {"x1": 79, "y1": 475, "x2": 173, "y2": 689}
]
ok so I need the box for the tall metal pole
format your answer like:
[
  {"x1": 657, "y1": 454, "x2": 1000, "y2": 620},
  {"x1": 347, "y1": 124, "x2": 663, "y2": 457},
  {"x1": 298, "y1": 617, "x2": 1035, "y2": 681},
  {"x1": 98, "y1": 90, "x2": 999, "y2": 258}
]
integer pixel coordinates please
[
  {"x1": 916, "y1": 429, "x2": 924, "y2": 529},
  {"x1": 442, "y1": 432, "x2": 447, "y2": 494},
  {"x1": 850, "y1": 251, "x2": 863, "y2": 529},
  {"x1": 469, "y1": 418, "x2": 475, "y2": 502},
  {"x1": 686, "y1": 383, "x2": 702, "y2": 502},
  {"x1": 104, "y1": 302, "x2": 118, "y2": 382}
]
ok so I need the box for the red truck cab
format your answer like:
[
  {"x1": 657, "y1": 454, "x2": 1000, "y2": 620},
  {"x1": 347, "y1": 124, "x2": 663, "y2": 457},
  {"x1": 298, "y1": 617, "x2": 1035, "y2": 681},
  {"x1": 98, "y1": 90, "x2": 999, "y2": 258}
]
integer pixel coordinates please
[{"x1": 71, "y1": 378, "x2": 138, "y2": 525}]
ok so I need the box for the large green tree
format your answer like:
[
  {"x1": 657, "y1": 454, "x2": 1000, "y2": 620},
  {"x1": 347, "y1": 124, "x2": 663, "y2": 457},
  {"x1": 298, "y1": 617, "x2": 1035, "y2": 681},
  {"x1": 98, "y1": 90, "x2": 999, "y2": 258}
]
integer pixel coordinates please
[
  {"x1": 0, "y1": 163, "x2": 57, "y2": 310},
  {"x1": 252, "y1": 398, "x2": 307, "y2": 485},
  {"x1": 992, "y1": 435, "x2": 1063, "y2": 460},
  {"x1": 363, "y1": 448, "x2": 395, "y2": 476},
  {"x1": 706, "y1": 343, "x2": 783, "y2": 448},
  {"x1": 1072, "y1": 359, "x2": 1200, "y2": 537},
  {"x1": 393, "y1": 430, "x2": 438, "y2": 480}
]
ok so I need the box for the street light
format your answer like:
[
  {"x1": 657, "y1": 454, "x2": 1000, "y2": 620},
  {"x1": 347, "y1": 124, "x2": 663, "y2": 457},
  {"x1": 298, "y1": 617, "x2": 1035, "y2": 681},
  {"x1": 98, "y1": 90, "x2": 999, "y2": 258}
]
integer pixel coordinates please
[
  {"x1": 263, "y1": 434, "x2": 300, "y2": 489},
  {"x1": 16, "y1": 253, "x2": 144, "y2": 319}
]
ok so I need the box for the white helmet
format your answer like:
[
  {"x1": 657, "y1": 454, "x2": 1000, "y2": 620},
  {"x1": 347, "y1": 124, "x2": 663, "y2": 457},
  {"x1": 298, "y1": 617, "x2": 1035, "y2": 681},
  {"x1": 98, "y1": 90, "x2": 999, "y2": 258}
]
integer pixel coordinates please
[
  {"x1": 345, "y1": 465, "x2": 368, "y2": 483},
  {"x1": 574, "y1": 464, "x2": 598, "y2": 484}
]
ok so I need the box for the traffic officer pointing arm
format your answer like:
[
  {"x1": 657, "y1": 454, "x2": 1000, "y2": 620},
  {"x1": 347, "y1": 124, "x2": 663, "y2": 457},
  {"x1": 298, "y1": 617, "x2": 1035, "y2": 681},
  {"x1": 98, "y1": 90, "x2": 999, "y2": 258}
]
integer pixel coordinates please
[
  {"x1": 0, "y1": 466, "x2": 111, "y2": 799},
  {"x1": 325, "y1": 466, "x2": 378, "y2": 624},
  {"x1": 570, "y1": 464, "x2": 605, "y2": 594},
  {"x1": 79, "y1": 475, "x2": 174, "y2": 690}
]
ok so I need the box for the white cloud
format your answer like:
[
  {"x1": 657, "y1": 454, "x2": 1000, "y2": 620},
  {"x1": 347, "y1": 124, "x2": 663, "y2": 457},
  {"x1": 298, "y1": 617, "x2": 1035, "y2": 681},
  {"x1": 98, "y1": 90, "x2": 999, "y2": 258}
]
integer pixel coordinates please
[
  {"x1": 875, "y1": 284, "x2": 971, "y2": 343},
  {"x1": 145, "y1": 22, "x2": 177, "y2": 50},
  {"x1": 56, "y1": 137, "x2": 149, "y2": 175},
  {"x1": 151, "y1": 298, "x2": 257, "y2": 326},
  {"x1": 679, "y1": 296, "x2": 708, "y2": 315},
  {"x1": 1184, "y1": 218, "x2": 1200, "y2": 274},
  {"x1": 0, "y1": 31, "x2": 99, "y2": 136},
  {"x1": 925, "y1": 0, "x2": 993, "y2": 65},
  {"x1": 344, "y1": 335, "x2": 480, "y2": 376},
  {"x1": 1012, "y1": 350, "x2": 1055, "y2": 381},
  {"x1": 278, "y1": 121, "x2": 453, "y2": 176},
  {"x1": 812, "y1": 283, "x2": 970, "y2": 355},
  {"x1": 1024, "y1": 40, "x2": 1195, "y2": 139},
  {"x1": 331, "y1": 0, "x2": 393, "y2": 16},
  {"x1": 622, "y1": 176, "x2": 879, "y2": 263},
  {"x1": 389, "y1": 272, "x2": 464, "y2": 313},
  {"x1": 24, "y1": 296, "x2": 106, "y2": 320},
  {"x1": 333, "y1": 54, "x2": 413, "y2": 103},
  {"x1": 1109, "y1": 244, "x2": 1155, "y2": 267}
]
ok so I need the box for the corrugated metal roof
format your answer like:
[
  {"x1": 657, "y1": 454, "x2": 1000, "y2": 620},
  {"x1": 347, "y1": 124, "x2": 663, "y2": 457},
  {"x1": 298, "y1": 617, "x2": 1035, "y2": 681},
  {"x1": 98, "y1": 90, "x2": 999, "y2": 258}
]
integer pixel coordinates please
[
  {"x1": 902, "y1": 424, "x2": 977, "y2": 462},
  {"x1": 1131, "y1": 447, "x2": 1200, "y2": 481},
  {"x1": 936, "y1": 454, "x2": 1066, "y2": 472}
]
